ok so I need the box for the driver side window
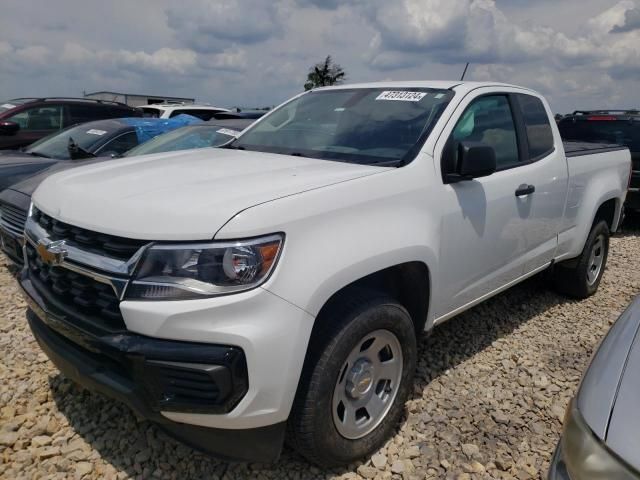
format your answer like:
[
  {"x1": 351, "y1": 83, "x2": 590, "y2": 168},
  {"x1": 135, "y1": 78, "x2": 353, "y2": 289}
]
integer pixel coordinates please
[{"x1": 450, "y1": 95, "x2": 519, "y2": 170}]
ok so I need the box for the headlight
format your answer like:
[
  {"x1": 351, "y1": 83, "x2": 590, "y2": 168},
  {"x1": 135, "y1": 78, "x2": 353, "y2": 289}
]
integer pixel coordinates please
[
  {"x1": 126, "y1": 234, "x2": 283, "y2": 300},
  {"x1": 561, "y1": 400, "x2": 638, "y2": 479}
]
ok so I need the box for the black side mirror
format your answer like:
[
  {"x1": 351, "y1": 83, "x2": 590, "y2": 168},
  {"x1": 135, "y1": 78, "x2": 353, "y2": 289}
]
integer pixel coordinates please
[
  {"x1": 445, "y1": 141, "x2": 496, "y2": 183},
  {"x1": 0, "y1": 121, "x2": 20, "y2": 136}
]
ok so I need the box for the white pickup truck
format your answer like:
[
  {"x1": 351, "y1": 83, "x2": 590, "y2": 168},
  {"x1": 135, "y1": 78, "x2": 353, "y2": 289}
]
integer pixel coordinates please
[{"x1": 18, "y1": 81, "x2": 630, "y2": 466}]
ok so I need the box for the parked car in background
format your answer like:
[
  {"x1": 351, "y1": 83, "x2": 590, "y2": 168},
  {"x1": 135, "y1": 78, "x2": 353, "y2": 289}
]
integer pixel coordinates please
[
  {"x1": 0, "y1": 115, "x2": 202, "y2": 262},
  {"x1": 558, "y1": 110, "x2": 639, "y2": 210},
  {"x1": 19, "y1": 82, "x2": 630, "y2": 466},
  {"x1": 0, "y1": 98, "x2": 141, "y2": 150},
  {"x1": 139, "y1": 103, "x2": 229, "y2": 120},
  {"x1": 213, "y1": 109, "x2": 267, "y2": 120},
  {"x1": 549, "y1": 296, "x2": 640, "y2": 479},
  {"x1": 123, "y1": 118, "x2": 255, "y2": 157}
]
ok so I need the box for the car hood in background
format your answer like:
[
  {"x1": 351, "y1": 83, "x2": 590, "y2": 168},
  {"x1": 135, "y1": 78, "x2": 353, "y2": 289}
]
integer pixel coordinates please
[
  {"x1": 576, "y1": 296, "x2": 640, "y2": 472},
  {"x1": 33, "y1": 148, "x2": 389, "y2": 241},
  {"x1": 602, "y1": 299, "x2": 640, "y2": 472},
  {"x1": 5, "y1": 159, "x2": 104, "y2": 198},
  {"x1": 0, "y1": 152, "x2": 60, "y2": 191}
]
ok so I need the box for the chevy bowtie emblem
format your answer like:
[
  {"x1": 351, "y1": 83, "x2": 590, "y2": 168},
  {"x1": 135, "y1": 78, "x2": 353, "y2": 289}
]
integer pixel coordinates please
[{"x1": 36, "y1": 239, "x2": 68, "y2": 266}]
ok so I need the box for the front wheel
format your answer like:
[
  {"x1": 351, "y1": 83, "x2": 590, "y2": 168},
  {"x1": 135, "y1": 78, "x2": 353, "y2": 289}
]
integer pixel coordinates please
[
  {"x1": 552, "y1": 220, "x2": 610, "y2": 298},
  {"x1": 287, "y1": 291, "x2": 417, "y2": 467}
]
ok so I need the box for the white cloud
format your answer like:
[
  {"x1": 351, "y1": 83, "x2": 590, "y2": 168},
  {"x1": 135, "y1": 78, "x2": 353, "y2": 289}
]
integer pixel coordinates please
[
  {"x1": 59, "y1": 43, "x2": 198, "y2": 74},
  {"x1": 166, "y1": 0, "x2": 289, "y2": 53},
  {"x1": 199, "y1": 48, "x2": 248, "y2": 72}
]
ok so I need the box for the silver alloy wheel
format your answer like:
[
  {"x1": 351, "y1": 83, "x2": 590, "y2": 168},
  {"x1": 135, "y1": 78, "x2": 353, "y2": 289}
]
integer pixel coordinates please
[
  {"x1": 586, "y1": 234, "x2": 605, "y2": 285},
  {"x1": 332, "y1": 329, "x2": 403, "y2": 439}
]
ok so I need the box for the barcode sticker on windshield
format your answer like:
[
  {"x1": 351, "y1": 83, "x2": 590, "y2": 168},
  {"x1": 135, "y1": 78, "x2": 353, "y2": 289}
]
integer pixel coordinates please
[
  {"x1": 86, "y1": 129, "x2": 107, "y2": 136},
  {"x1": 375, "y1": 91, "x2": 427, "y2": 102},
  {"x1": 217, "y1": 128, "x2": 240, "y2": 137},
  {"x1": 1, "y1": 103, "x2": 16, "y2": 109}
]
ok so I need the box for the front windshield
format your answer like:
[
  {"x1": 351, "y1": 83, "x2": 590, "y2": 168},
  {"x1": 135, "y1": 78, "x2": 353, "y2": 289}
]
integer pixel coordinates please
[
  {"x1": 232, "y1": 87, "x2": 454, "y2": 165},
  {"x1": 0, "y1": 98, "x2": 33, "y2": 114},
  {"x1": 124, "y1": 125, "x2": 235, "y2": 157},
  {"x1": 26, "y1": 121, "x2": 120, "y2": 159}
]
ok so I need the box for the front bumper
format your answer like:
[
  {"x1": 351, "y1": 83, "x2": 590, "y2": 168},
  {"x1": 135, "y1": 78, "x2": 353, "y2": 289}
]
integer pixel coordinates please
[{"x1": 19, "y1": 271, "x2": 298, "y2": 461}]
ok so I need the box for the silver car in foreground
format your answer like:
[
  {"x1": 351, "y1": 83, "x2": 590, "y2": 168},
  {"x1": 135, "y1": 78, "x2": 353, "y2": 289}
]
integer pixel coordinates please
[{"x1": 549, "y1": 296, "x2": 640, "y2": 479}]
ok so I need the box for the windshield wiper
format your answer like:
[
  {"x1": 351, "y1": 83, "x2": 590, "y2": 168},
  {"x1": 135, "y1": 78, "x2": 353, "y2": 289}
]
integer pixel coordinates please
[
  {"x1": 224, "y1": 144, "x2": 245, "y2": 150},
  {"x1": 67, "y1": 137, "x2": 95, "y2": 160},
  {"x1": 27, "y1": 151, "x2": 51, "y2": 158}
]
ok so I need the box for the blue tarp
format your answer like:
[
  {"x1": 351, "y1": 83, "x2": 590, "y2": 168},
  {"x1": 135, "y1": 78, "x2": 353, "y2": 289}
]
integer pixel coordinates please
[{"x1": 119, "y1": 114, "x2": 203, "y2": 143}]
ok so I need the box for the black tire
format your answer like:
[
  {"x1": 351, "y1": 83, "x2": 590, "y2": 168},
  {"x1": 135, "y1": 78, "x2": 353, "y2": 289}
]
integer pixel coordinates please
[
  {"x1": 553, "y1": 220, "x2": 609, "y2": 299},
  {"x1": 287, "y1": 289, "x2": 417, "y2": 467}
]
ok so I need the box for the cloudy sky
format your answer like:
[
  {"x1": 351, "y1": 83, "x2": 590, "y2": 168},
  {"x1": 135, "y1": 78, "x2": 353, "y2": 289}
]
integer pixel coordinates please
[{"x1": 1, "y1": 0, "x2": 639, "y2": 113}]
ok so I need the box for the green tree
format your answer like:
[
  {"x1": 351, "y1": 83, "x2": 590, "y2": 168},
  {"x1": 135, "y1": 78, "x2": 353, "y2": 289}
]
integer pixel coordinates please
[{"x1": 304, "y1": 55, "x2": 346, "y2": 91}]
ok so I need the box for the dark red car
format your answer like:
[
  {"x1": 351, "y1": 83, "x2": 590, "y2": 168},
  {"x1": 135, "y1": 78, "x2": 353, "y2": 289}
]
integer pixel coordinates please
[{"x1": 0, "y1": 98, "x2": 141, "y2": 150}]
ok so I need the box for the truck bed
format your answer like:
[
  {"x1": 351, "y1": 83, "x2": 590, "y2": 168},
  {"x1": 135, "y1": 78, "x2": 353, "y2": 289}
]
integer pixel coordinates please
[{"x1": 563, "y1": 141, "x2": 628, "y2": 158}]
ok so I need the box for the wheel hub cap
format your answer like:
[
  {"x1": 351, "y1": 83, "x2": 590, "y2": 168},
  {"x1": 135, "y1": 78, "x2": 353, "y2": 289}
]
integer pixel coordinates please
[
  {"x1": 346, "y1": 359, "x2": 374, "y2": 398},
  {"x1": 587, "y1": 234, "x2": 605, "y2": 285},
  {"x1": 332, "y1": 329, "x2": 403, "y2": 439}
]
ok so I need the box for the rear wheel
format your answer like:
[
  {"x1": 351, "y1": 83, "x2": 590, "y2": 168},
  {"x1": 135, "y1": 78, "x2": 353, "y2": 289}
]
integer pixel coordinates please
[
  {"x1": 288, "y1": 290, "x2": 417, "y2": 467},
  {"x1": 553, "y1": 220, "x2": 609, "y2": 298}
]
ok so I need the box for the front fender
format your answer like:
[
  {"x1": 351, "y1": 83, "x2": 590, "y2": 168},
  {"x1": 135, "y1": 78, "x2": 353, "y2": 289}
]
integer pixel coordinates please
[{"x1": 215, "y1": 158, "x2": 441, "y2": 320}]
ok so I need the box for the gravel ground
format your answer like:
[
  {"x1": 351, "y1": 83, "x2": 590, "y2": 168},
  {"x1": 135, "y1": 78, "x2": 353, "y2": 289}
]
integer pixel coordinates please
[{"x1": 1, "y1": 226, "x2": 638, "y2": 480}]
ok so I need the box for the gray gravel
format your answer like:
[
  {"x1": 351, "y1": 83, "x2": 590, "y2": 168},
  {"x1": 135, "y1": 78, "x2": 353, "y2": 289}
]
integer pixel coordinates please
[{"x1": 1, "y1": 228, "x2": 638, "y2": 480}]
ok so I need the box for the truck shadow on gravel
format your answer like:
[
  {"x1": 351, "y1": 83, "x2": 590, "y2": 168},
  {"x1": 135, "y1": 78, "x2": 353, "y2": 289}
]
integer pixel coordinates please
[
  {"x1": 45, "y1": 271, "x2": 584, "y2": 478},
  {"x1": 407, "y1": 273, "x2": 574, "y2": 404}
]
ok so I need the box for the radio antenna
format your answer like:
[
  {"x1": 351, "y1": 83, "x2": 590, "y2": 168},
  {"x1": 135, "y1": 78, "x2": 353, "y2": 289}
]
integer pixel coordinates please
[{"x1": 460, "y1": 62, "x2": 470, "y2": 81}]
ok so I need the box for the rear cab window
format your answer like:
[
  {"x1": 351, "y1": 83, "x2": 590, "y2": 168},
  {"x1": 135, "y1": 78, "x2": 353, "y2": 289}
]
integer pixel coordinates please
[{"x1": 515, "y1": 94, "x2": 554, "y2": 160}]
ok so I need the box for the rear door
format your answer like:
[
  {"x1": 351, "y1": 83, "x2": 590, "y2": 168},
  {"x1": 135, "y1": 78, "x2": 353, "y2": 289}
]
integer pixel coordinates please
[
  {"x1": 65, "y1": 104, "x2": 98, "y2": 127},
  {"x1": 511, "y1": 93, "x2": 568, "y2": 273}
]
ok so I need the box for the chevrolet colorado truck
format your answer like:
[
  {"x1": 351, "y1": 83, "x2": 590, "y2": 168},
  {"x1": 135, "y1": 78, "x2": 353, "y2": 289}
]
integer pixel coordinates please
[{"x1": 17, "y1": 82, "x2": 631, "y2": 466}]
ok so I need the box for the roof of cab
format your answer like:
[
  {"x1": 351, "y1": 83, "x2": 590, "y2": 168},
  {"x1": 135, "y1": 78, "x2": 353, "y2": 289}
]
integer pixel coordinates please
[{"x1": 314, "y1": 80, "x2": 527, "y2": 94}]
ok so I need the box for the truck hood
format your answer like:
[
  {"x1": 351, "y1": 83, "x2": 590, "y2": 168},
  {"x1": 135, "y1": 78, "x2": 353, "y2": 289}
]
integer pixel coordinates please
[{"x1": 33, "y1": 148, "x2": 388, "y2": 240}]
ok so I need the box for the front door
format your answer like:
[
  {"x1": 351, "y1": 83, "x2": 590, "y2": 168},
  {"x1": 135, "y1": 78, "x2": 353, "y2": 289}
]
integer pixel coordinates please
[{"x1": 435, "y1": 94, "x2": 531, "y2": 318}]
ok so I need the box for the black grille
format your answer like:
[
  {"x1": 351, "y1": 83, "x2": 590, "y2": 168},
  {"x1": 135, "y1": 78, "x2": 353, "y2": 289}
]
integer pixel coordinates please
[
  {"x1": 32, "y1": 208, "x2": 147, "y2": 261},
  {"x1": 0, "y1": 202, "x2": 28, "y2": 237},
  {"x1": 25, "y1": 243, "x2": 125, "y2": 331}
]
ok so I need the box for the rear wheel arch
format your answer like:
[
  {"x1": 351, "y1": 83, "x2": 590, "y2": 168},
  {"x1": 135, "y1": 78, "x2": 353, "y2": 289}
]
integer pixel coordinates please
[{"x1": 593, "y1": 197, "x2": 618, "y2": 232}]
